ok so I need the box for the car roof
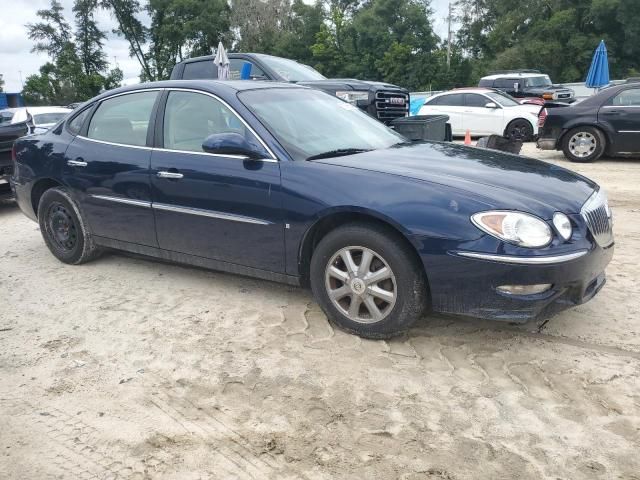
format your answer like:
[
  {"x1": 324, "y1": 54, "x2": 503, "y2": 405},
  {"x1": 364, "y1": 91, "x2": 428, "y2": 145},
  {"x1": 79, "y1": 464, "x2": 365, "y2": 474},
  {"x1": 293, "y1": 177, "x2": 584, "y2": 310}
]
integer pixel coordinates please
[
  {"x1": 177, "y1": 52, "x2": 283, "y2": 64},
  {"x1": 481, "y1": 73, "x2": 548, "y2": 80},
  {"x1": 435, "y1": 88, "x2": 495, "y2": 95},
  {"x1": 91, "y1": 79, "x2": 304, "y2": 102}
]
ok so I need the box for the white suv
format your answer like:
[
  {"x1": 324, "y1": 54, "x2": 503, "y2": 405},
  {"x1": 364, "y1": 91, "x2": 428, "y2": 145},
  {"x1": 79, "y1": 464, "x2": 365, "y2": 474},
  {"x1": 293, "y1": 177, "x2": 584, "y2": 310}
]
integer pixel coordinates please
[{"x1": 418, "y1": 88, "x2": 541, "y2": 140}]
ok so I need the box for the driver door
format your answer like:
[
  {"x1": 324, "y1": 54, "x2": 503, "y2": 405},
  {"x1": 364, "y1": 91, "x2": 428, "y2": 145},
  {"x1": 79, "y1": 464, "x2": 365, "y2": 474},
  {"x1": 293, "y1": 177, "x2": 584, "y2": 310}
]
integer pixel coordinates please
[
  {"x1": 150, "y1": 89, "x2": 285, "y2": 273},
  {"x1": 463, "y1": 93, "x2": 504, "y2": 136}
]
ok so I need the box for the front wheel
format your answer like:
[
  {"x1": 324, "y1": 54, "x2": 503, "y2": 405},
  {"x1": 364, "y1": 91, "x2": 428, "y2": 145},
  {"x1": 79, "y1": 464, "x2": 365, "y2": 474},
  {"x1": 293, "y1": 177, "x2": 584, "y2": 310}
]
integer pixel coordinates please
[
  {"x1": 561, "y1": 127, "x2": 606, "y2": 162},
  {"x1": 504, "y1": 119, "x2": 534, "y2": 141},
  {"x1": 310, "y1": 223, "x2": 428, "y2": 339}
]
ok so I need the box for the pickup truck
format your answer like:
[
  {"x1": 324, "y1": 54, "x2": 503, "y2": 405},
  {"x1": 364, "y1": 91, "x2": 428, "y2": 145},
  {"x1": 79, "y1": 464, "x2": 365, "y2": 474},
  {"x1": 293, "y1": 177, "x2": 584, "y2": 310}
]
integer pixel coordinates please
[
  {"x1": 479, "y1": 71, "x2": 575, "y2": 103},
  {"x1": 170, "y1": 53, "x2": 410, "y2": 125}
]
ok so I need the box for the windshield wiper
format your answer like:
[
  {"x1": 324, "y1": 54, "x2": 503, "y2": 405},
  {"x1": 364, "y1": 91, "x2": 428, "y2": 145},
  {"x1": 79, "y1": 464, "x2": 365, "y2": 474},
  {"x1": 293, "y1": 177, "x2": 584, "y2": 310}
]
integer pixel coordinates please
[{"x1": 306, "y1": 148, "x2": 371, "y2": 161}]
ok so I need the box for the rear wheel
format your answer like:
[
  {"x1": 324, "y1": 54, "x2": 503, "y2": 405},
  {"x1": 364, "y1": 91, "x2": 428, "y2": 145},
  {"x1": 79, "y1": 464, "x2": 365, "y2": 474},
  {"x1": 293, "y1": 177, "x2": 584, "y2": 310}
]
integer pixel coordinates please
[
  {"x1": 38, "y1": 187, "x2": 101, "y2": 264},
  {"x1": 504, "y1": 119, "x2": 534, "y2": 141},
  {"x1": 310, "y1": 223, "x2": 428, "y2": 339},
  {"x1": 561, "y1": 127, "x2": 606, "y2": 162}
]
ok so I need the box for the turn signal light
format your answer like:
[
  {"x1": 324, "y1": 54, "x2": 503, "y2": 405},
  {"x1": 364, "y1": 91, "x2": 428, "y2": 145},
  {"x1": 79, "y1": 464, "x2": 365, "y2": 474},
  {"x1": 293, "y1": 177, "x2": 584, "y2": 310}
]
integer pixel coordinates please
[
  {"x1": 542, "y1": 92, "x2": 554, "y2": 100},
  {"x1": 496, "y1": 284, "x2": 552, "y2": 296}
]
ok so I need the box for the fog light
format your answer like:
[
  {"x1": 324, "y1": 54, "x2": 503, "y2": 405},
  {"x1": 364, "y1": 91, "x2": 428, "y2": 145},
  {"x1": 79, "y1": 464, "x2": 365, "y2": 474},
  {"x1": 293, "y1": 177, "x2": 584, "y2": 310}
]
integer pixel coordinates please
[{"x1": 496, "y1": 284, "x2": 552, "y2": 295}]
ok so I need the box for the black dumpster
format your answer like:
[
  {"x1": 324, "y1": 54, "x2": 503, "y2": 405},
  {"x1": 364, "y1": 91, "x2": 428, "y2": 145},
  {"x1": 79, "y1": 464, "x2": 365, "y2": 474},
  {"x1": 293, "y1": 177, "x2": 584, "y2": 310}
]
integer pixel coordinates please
[{"x1": 391, "y1": 115, "x2": 450, "y2": 142}]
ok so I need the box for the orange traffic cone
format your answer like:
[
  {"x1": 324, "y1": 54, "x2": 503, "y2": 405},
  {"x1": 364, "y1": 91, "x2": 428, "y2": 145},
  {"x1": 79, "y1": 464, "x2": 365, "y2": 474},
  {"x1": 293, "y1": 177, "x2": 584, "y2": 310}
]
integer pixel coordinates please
[{"x1": 464, "y1": 129, "x2": 472, "y2": 145}]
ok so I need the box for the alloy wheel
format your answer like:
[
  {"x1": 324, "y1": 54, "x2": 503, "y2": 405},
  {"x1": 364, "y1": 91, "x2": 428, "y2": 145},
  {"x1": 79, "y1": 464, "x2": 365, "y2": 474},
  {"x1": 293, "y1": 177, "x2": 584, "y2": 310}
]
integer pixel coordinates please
[
  {"x1": 568, "y1": 131, "x2": 597, "y2": 158},
  {"x1": 324, "y1": 246, "x2": 397, "y2": 324}
]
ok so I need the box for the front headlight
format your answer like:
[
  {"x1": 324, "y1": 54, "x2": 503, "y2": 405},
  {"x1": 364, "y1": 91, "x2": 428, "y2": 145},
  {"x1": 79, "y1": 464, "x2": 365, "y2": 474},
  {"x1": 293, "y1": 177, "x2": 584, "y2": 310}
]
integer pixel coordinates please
[
  {"x1": 336, "y1": 91, "x2": 369, "y2": 105},
  {"x1": 472, "y1": 211, "x2": 552, "y2": 248}
]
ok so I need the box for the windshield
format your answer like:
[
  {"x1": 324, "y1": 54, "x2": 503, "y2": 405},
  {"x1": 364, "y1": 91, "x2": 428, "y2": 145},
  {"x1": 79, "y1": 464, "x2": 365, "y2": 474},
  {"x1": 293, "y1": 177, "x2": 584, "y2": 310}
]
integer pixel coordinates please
[
  {"x1": 257, "y1": 55, "x2": 326, "y2": 82},
  {"x1": 526, "y1": 75, "x2": 552, "y2": 87},
  {"x1": 239, "y1": 88, "x2": 405, "y2": 161},
  {"x1": 486, "y1": 91, "x2": 520, "y2": 107},
  {"x1": 33, "y1": 112, "x2": 67, "y2": 125}
]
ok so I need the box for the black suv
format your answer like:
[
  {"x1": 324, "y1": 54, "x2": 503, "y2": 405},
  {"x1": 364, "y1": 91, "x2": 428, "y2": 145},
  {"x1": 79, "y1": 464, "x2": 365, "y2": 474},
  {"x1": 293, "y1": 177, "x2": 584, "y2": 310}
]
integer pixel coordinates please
[
  {"x1": 170, "y1": 53, "x2": 409, "y2": 124},
  {"x1": 479, "y1": 70, "x2": 575, "y2": 103}
]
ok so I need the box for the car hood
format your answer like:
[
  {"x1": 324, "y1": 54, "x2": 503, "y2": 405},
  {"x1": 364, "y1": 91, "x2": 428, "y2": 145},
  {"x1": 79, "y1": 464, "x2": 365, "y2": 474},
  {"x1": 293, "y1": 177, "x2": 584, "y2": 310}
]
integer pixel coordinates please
[{"x1": 314, "y1": 142, "x2": 597, "y2": 216}]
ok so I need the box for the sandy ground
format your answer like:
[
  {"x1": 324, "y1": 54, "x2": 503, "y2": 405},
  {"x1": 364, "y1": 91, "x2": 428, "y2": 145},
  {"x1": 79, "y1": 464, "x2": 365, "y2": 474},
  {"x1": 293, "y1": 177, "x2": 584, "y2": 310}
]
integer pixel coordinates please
[{"x1": 1, "y1": 145, "x2": 639, "y2": 479}]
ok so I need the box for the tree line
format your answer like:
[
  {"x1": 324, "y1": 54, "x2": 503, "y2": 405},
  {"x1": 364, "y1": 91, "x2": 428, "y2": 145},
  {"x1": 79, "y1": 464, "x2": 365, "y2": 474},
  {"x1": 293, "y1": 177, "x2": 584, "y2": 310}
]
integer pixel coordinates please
[{"x1": 22, "y1": 0, "x2": 640, "y2": 105}]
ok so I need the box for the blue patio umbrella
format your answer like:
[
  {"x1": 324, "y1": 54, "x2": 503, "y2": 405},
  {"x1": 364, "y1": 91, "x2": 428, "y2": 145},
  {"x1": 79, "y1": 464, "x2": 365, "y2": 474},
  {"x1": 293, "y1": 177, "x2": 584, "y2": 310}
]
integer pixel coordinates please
[{"x1": 585, "y1": 40, "x2": 609, "y2": 89}]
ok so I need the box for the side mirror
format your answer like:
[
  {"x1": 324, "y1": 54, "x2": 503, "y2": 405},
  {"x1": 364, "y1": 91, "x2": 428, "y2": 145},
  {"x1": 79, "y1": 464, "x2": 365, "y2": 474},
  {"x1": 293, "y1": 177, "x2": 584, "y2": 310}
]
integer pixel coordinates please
[
  {"x1": 202, "y1": 133, "x2": 265, "y2": 159},
  {"x1": 485, "y1": 102, "x2": 498, "y2": 109}
]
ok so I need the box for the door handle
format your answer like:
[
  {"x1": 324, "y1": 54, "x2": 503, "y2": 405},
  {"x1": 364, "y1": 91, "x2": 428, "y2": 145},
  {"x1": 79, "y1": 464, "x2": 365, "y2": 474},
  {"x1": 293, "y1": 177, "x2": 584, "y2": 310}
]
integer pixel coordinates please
[
  {"x1": 157, "y1": 171, "x2": 184, "y2": 179},
  {"x1": 67, "y1": 159, "x2": 87, "y2": 167},
  {"x1": 603, "y1": 110, "x2": 621, "y2": 115}
]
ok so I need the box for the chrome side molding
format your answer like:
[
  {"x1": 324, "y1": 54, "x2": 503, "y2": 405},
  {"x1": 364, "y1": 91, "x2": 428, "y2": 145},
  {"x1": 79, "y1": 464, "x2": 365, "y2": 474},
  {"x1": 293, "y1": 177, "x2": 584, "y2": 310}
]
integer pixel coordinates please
[{"x1": 453, "y1": 250, "x2": 588, "y2": 265}]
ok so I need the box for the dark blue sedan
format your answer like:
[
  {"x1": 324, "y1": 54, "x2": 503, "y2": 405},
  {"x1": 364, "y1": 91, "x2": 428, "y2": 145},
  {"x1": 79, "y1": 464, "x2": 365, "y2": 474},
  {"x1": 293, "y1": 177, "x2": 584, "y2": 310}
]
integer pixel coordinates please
[{"x1": 11, "y1": 81, "x2": 614, "y2": 338}]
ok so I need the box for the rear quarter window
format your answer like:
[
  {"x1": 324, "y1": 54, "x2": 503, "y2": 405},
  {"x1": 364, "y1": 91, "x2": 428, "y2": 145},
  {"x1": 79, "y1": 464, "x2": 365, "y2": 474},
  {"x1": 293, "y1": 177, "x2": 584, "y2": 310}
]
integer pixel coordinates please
[{"x1": 67, "y1": 107, "x2": 92, "y2": 135}]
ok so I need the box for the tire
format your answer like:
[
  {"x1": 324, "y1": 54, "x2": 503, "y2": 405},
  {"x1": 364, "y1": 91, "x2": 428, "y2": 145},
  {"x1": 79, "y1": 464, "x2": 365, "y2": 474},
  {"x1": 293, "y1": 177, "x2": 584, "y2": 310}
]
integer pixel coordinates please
[
  {"x1": 561, "y1": 126, "x2": 606, "y2": 163},
  {"x1": 310, "y1": 223, "x2": 428, "y2": 339},
  {"x1": 37, "y1": 187, "x2": 101, "y2": 264},
  {"x1": 504, "y1": 119, "x2": 534, "y2": 141}
]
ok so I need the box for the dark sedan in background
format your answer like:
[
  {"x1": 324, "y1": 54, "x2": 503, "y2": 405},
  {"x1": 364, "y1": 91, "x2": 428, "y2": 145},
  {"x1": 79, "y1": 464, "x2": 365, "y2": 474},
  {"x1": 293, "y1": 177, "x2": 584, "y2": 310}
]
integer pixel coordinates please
[
  {"x1": 538, "y1": 83, "x2": 640, "y2": 162},
  {"x1": 11, "y1": 80, "x2": 613, "y2": 338}
]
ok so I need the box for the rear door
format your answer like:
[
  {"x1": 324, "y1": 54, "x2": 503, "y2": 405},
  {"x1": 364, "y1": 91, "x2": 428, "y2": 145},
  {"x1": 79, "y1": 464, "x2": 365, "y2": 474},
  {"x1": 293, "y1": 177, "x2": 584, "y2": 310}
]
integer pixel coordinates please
[
  {"x1": 600, "y1": 88, "x2": 640, "y2": 153},
  {"x1": 462, "y1": 93, "x2": 504, "y2": 136},
  {"x1": 150, "y1": 89, "x2": 285, "y2": 273},
  {"x1": 422, "y1": 93, "x2": 465, "y2": 135},
  {"x1": 63, "y1": 90, "x2": 160, "y2": 246}
]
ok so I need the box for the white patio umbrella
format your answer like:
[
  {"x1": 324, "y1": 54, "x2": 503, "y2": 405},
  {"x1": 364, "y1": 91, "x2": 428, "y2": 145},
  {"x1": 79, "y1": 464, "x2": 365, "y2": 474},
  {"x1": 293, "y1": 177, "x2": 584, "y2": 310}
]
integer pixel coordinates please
[{"x1": 213, "y1": 41, "x2": 230, "y2": 80}]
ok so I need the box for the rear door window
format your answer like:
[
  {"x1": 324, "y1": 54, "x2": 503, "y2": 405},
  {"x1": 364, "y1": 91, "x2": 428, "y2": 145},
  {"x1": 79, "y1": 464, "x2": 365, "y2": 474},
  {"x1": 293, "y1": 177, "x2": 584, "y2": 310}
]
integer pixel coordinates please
[
  {"x1": 182, "y1": 61, "x2": 217, "y2": 80},
  {"x1": 494, "y1": 78, "x2": 518, "y2": 89},
  {"x1": 431, "y1": 93, "x2": 464, "y2": 107},
  {"x1": 612, "y1": 89, "x2": 640, "y2": 106},
  {"x1": 87, "y1": 91, "x2": 159, "y2": 146},
  {"x1": 228, "y1": 59, "x2": 267, "y2": 80}
]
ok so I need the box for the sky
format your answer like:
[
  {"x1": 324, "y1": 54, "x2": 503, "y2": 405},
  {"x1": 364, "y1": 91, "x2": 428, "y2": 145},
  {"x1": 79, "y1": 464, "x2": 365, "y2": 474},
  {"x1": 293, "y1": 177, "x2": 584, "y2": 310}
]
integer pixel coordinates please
[{"x1": 0, "y1": 0, "x2": 452, "y2": 93}]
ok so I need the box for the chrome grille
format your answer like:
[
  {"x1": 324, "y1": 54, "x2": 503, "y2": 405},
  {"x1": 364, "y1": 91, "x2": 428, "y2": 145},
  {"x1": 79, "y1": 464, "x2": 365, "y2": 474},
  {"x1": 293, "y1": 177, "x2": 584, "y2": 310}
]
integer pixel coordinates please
[
  {"x1": 581, "y1": 189, "x2": 613, "y2": 247},
  {"x1": 375, "y1": 91, "x2": 409, "y2": 122}
]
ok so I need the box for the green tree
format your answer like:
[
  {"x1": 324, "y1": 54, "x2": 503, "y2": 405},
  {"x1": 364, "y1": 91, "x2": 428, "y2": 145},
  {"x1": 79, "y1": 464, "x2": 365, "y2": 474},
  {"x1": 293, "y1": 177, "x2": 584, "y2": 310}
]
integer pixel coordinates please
[
  {"x1": 25, "y1": 0, "x2": 122, "y2": 104},
  {"x1": 456, "y1": 0, "x2": 640, "y2": 83}
]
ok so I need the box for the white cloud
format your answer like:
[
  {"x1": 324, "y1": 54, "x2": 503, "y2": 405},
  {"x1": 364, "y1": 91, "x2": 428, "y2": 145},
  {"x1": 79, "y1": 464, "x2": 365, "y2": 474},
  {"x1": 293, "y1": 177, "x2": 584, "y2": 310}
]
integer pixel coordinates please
[{"x1": 0, "y1": 0, "x2": 143, "y2": 92}]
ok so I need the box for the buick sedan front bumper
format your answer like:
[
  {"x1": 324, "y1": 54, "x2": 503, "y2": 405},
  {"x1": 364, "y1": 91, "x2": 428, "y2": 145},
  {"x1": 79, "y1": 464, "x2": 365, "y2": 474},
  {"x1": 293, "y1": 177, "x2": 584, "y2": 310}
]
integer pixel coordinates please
[{"x1": 422, "y1": 242, "x2": 614, "y2": 323}]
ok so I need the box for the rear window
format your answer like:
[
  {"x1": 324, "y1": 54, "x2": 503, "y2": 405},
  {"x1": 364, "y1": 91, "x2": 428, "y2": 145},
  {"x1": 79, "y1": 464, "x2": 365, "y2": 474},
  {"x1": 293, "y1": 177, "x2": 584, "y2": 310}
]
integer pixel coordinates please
[
  {"x1": 182, "y1": 61, "x2": 217, "y2": 80},
  {"x1": 0, "y1": 111, "x2": 14, "y2": 125},
  {"x1": 33, "y1": 112, "x2": 68, "y2": 125}
]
